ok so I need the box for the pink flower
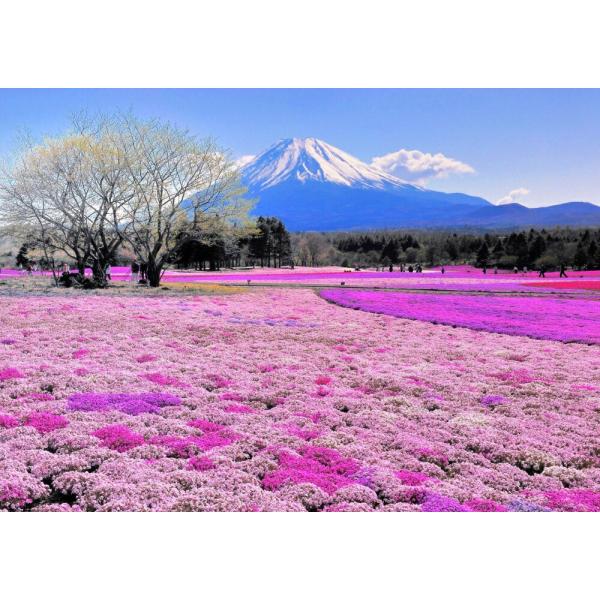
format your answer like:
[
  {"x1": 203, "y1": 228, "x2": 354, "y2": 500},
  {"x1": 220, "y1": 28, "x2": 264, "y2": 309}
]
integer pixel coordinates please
[
  {"x1": 219, "y1": 392, "x2": 243, "y2": 402},
  {"x1": 480, "y1": 395, "x2": 507, "y2": 408},
  {"x1": 188, "y1": 456, "x2": 216, "y2": 471},
  {"x1": 0, "y1": 414, "x2": 19, "y2": 428},
  {"x1": 28, "y1": 392, "x2": 53, "y2": 401},
  {"x1": 187, "y1": 419, "x2": 224, "y2": 433},
  {"x1": 464, "y1": 498, "x2": 507, "y2": 512},
  {"x1": 141, "y1": 372, "x2": 186, "y2": 387},
  {"x1": 395, "y1": 470, "x2": 430, "y2": 486},
  {"x1": 314, "y1": 387, "x2": 331, "y2": 397},
  {"x1": 93, "y1": 425, "x2": 145, "y2": 452},
  {"x1": 263, "y1": 446, "x2": 361, "y2": 494},
  {"x1": 0, "y1": 367, "x2": 24, "y2": 381},
  {"x1": 207, "y1": 374, "x2": 232, "y2": 389},
  {"x1": 25, "y1": 412, "x2": 68, "y2": 433},
  {"x1": 224, "y1": 403, "x2": 255, "y2": 414},
  {"x1": 135, "y1": 354, "x2": 157, "y2": 363}
]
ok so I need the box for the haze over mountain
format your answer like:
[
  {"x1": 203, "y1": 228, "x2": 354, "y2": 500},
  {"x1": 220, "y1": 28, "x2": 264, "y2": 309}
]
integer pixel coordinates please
[{"x1": 241, "y1": 138, "x2": 600, "y2": 231}]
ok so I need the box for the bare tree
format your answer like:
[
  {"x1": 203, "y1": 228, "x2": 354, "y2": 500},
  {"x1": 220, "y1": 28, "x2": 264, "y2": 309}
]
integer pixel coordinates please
[
  {"x1": 0, "y1": 114, "x2": 251, "y2": 288},
  {"x1": 0, "y1": 132, "x2": 131, "y2": 285},
  {"x1": 112, "y1": 115, "x2": 249, "y2": 286}
]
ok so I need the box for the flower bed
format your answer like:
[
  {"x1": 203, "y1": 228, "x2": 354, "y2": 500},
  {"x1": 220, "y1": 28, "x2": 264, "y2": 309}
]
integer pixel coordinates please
[
  {"x1": 320, "y1": 289, "x2": 600, "y2": 344},
  {"x1": 0, "y1": 289, "x2": 599, "y2": 511},
  {"x1": 3, "y1": 265, "x2": 600, "y2": 295}
]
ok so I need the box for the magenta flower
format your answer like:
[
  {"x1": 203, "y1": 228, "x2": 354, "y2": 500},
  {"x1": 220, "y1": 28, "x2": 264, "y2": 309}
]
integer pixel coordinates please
[
  {"x1": 480, "y1": 395, "x2": 507, "y2": 408},
  {"x1": 188, "y1": 456, "x2": 216, "y2": 471},
  {"x1": 219, "y1": 392, "x2": 244, "y2": 402},
  {"x1": 135, "y1": 354, "x2": 157, "y2": 363},
  {"x1": 28, "y1": 392, "x2": 53, "y2": 401},
  {"x1": 207, "y1": 374, "x2": 232, "y2": 388},
  {"x1": 0, "y1": 414, "x2": 19, "y2": 428},
  {"x1": 395, "y1": 470, "x2": 430, "y2": 486},
  {"x1": 141, "y1": 372, "x2": 186, "y2": 387},
  {"x1": 421, "y1": 494, "x2": 466, "y2": 512},
  {"x1": 542, "y1": 489, "x2": 600, "y2": 512},
  {"x1": 187, "y1": 419, "x2": 224, "y2": 433},
  {"x1": 149, "y1": 435, "x2": 206, "y2": 458},
  {"x1": 224, "y1": 403, "x2": 255, "y2": 414},
  {"x1": 25, "y1": 412, "x2": 68, "y2": 433},
  {"x1": 464, "y1": 498, "x2": 507, "y2": 512},
  {"x1": 93, "y1": 425, "x2": 145, "y2": 452},
  {"x1": 262, "y1": 446, "x2": 362, "y2": 494},
  {"x1": 0, "y1": 367, "x2": 24, "y2": 381}
]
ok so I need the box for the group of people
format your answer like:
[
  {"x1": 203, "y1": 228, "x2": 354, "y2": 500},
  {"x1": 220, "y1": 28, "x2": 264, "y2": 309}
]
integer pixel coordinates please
[
  {"x1": 373, "y1": 263, "x2": 423, "y2": 273},
  {"x1": 22, "y1": 263, "x2": 41, "y2": 275},
  {"x1": 480, "y1": 264, "x2": 569, "y2": 278},
  {"x1": 130, "y1": 261, "x2": 148, "y2": 284},
  {"x1": 537, "y1": 264, "x2": 568, "y2": 278}
]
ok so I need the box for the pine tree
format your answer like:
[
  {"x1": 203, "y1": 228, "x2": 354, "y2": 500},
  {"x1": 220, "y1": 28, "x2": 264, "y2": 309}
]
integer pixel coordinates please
[
  {"x1": 573, "y1": 242, "x2": 588, "y2": 269},
  {"x1": 476, "y1": 242, "x2": 490, "y2": 266}
]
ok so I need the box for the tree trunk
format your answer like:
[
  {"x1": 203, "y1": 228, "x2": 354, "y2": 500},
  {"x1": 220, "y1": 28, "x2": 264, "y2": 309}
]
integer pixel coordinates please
[
  {"x1": 147, "y1": 260, "x2": 162, "y2": 287},
  {"x1": 91, "y1": 259, "x2": 108, "y2": 287}
]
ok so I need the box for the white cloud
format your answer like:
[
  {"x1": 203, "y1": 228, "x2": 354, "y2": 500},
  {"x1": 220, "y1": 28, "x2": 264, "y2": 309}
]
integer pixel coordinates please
[
  {"x1": 496, "y1": 187, "x2": 530, "y2": 205},
  {"x1": 235, "y1": 154, "x2": 256, "y2": 169},
  {"x1": 370, "y1": 148, "x2": 475, "y2": 184}
]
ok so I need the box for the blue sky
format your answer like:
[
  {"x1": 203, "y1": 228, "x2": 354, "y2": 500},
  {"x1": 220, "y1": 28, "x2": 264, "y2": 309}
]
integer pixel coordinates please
[{"x1": 1, "y1": 89, "x2": 599, "y2": 207}]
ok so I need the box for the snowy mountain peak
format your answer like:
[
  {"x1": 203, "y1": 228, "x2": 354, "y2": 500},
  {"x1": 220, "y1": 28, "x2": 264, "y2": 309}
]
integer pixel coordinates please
[{"x1": 242, "y1": 137, "x2": 416, "y2": 191}]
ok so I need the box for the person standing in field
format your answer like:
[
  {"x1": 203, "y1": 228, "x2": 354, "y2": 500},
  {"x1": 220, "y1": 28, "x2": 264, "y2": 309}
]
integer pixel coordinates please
[
  {"x1": 389, "y1": 264, "x2": 393, "y2": 272},
  {"x1": 559, "y1": 264, "x2": 568, "y2": 278},
  {"x1": 105, "y1": 264, "x2": 112, "y2": 281},
  {"x1": 140, "y1": 262, "x2": 148, "y2": 281},
  {"x1": 538, "y1": 266, "x2": 546, "y2": 278},
  {"x1": 131, "y1": 261, "x2": 139, "y2": 283}
]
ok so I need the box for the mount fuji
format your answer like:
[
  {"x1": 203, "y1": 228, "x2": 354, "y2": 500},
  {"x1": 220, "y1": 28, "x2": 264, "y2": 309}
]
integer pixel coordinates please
[{"x1": 241, "y1": 138, "x2": 600, "y2": 231}]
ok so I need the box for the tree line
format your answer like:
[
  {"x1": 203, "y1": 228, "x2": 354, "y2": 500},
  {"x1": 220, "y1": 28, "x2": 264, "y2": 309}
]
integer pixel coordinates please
[
  {"x1": 171, "y1": 216, "x2": 292, "y2": 270},
  {"x1": 289, "y1": 228, "x2": 600, "y2": 270}
]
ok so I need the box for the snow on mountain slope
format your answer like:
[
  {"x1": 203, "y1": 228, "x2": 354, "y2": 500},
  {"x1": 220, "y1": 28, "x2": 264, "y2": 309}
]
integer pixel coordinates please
[{"x1": 242, "y1": 138, "x2": 419, "y2": 192}]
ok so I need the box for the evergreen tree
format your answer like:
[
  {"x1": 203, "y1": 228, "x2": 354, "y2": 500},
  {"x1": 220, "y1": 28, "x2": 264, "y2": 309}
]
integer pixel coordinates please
[
  {"x1": 573, "y1": 242, "x2": 588, "y2": 269},
  {"x1": 476, "y1": 242, "x2": 490, "y2": 266}
]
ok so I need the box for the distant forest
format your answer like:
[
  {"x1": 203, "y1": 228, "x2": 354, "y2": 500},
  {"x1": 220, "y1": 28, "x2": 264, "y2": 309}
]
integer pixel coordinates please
[
  {"x1": 172, "y1": 224, "x2": 600, "y2": 271},
  {"x1": 4, "y1": 220, "x2": 600, "y2": 272},
  {"x1": 294, "y1": 227, "x2": 600, "y2": 270}
]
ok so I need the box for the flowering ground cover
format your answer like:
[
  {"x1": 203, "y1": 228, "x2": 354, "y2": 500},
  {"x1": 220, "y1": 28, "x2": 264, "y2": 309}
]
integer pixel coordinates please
[
  {"x1": 320, "y1": 289, "x2": 600, "y2": 345},
  {"x1": 1, "y1": 287, "x2": 599, "y2": 511},
  {"x1": 524, "y1": 280, "x2": 600, "y2": 291},
  {"x1": 3, "y1": 265, "x2": 600, "y2": 295}
]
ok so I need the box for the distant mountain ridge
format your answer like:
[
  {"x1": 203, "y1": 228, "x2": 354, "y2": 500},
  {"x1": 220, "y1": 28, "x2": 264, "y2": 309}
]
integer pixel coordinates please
[{"x1": 241, "y1": 138, "x2": 600, "y2": 231}]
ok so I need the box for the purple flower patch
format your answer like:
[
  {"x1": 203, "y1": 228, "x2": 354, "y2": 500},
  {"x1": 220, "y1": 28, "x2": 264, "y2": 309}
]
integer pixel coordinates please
[{"x1": 67, "y1": 392, "x2": 181, "y2": 415}]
